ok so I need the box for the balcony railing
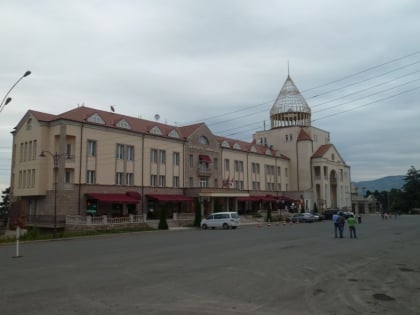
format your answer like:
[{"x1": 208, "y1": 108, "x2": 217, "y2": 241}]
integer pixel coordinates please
[{"x1": 197, "y1": 167, "x2": 212, "y2": 177}]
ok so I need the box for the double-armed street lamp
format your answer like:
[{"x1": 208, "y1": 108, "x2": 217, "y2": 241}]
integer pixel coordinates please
[
  {"x1": 0, "y1": 70, "x2": 31, "y2": 113},
  {"x1": 40, "y1": 150, "x2": 61, "y2": 238}
]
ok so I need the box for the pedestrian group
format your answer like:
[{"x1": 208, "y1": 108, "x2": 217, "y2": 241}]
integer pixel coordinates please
[{"x1": 332, "y1": 212, "x2": 358, "y2": 239}]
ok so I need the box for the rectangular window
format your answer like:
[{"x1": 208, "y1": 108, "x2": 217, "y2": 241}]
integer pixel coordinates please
[
  {"x1": 33, "y1": 140, "x2": 37, "y2": 160},
  {"x1": 189, "y1": 154, "x2": 193, "y2": 168},
  {"x1": 277, "y1": 167, "x2": 281, "y2": 177},
  {"x1": 158, "y1": 175, "x2": 166, "y2": 187},
  {"x1": 24, "y1": 142, "x2": 27, "y2": 161},
  {"x1": 224, "y1": 159, "x2": 230, "y2": 171},
  {"x1": 199, "y1": 160, "x2": 209, "y2": 172},
  {"x1": 151, "y1": 149, "x2": 158, "y2": 163},
  {"x1": 116, "y1": 172, "x2": 124, "y2": 185},
  {"x1": 66, "y1": 143, "x2": 72, "y2": 159},
  {"x1": 28, "y1": 141, "x2": 32, "y2": 161},
  {"x1": 20, "y1": 143, "x2": 23, "y2": 162},
  {"x1": 65, "y1": 170, "x2": 71, "y2": 184},
  {"x1": 159, "y1": 150, "x2": 166, "y2": 164},
  {"x1": 173, "y1": 176, "x2": 179, "y2": 188},
  {"x1": 126, "y1": 173, "x2": 134, "y2": 186},
  {"x1": 252, "y1": 163, "x2": 260, "y2": 174},
  {"x1": 116, "y1": 144, "x2": 124, "y2": 160},
  {"x1": 127, "y1": 145, "x2": 134, "y2": 161},
  {"x1": 173, "y1": 152, "x2": 180, "y2": 166},
  {"x1": 189, "y1": 177, "x2": 193, "y2": 187},
  {"x1": 150, "y1": 175, "x2": 157, "y2": 187},
  {"x1": 87, "y1": 140, "x2": 97, "y2": 157},
  {"x1": 199, "y1": 178, "x2": 208, "y2": 188},
  {"x1": 87, "y1": 170, "x2": 96, "y2": 184},
  {"x1": 213, "y1": 158, "x2": 218, "y2": 170},
  {"x1": 32, "y1": 169, "x2": 36, "y2": 188},
  {"x1": 25, "y1": 170, "x2": 29, "y2": 188},
  {"x1": 234, "y1": 160, "x2": 238, "y2": 172},
  {"x1": 285, "y1": 168, "x2": 288, "y2": 177}
]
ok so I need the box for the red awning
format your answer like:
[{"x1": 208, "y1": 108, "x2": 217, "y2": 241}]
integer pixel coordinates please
[
  {"x1": 147, "y1": 194, "x2": 194, "y2": 202},
  {"x1": 199, "y1": 155, "x2": 212, "y2": 162},
  {"x1": 259, "y1": 195, "x2": 277, "y2": 201},
  {"x1": 86, "y1": 193, "x2": 140, "y2": 204},
  {"x1": 278, "y1": 196, "x2": 295, "y2": 202}
]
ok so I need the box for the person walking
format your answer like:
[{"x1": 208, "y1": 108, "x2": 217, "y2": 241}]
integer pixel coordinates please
[
  {"x1": 337, "y1": 212, "x2": 345, "y2": 238},
  {"x1": 347, "y1": 215, "x2": 357, "y2": 239},
  {"x1": 332, "y1": 212, "x2": 340, "y2": 238}
]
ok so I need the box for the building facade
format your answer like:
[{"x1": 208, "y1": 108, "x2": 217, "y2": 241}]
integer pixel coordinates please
[{"x1": 10, "y1": 75, "x2": 352, "y2": 223}]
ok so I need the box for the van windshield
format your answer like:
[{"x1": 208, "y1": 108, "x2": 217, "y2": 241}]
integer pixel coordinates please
[{"x1": 231, "y1": 213, "x2": 239, "y2": 218}]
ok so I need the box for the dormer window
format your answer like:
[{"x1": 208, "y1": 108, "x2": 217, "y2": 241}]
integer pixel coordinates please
[
  {"x1": 87, "y1": 113, "x2": 105, "y2": 124},
  {"x1": 116, "y1": 119, "x2": 130, "y2": 129},
  {"x1": 199, "y1": 136, "x2": 209, "y2": 145},
  {"x1": 150, "y1": 126, "x2": 163, "y2": 135},
  {"x1": 233, "y1": 143, "x2": 241, "y2": 150},
  {"x1": 169, "y1": 129, "x2": 180, "y2": 138},
  {"x1": 250, "y1": 146, "x2": 257, "y2": 153},
  {"x1": 221, "y1": 141, "x2": 230, "y2": 148},
  {"x1": 265, "y1": 149, "x2": 272, "y2": 155}
]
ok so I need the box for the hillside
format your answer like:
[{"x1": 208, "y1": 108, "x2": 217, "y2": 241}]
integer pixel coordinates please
[{"x1": 353, "y1": 175, "x2": 405, "y2": 193}]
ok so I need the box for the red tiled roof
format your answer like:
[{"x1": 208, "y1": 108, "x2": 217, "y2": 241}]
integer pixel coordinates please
[
  {"x1": 297, "y1": 128, "x2": 312, "y2": 141},
  {"x1": 312, "y1": 144, "x2": 332, "y2": 158}
]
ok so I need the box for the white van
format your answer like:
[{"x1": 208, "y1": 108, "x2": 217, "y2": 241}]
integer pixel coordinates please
[{"x1": 201, "y1": 212, "x2": 240, "y2": 229}]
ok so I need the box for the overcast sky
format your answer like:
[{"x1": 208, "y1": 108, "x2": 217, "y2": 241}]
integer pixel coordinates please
[{"x1": 1, "y1": 0, "x2": 420, "y2": 192}]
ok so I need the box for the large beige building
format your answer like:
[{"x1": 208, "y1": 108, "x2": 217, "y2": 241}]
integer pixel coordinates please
[{"x1": 10, "y1": 75, "x2": 351, "y2": 223}]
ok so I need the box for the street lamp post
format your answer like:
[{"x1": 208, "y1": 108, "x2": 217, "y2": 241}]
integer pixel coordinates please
[
  {"x1": 0, "y1": 71, "x2": 31, "y2": 113},
  {"x1": 40, "y1": 151, "x2": 61, "y2": 238}
]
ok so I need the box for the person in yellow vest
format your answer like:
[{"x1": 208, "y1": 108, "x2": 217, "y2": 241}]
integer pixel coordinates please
[{"x1": 347, "y1": 215, "x2": 357, "y2": 239}]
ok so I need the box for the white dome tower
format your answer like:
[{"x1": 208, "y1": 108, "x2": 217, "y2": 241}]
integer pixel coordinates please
[{"x1": 270, "y1": 75, "x2": 311, "y2": 128}]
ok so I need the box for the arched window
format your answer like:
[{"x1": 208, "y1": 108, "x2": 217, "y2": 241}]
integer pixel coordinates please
[{"x1": 199, "y1": 136, "x2": 209, "y2": 145}]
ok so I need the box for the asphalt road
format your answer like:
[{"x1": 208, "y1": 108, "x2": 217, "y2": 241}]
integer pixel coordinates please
[{"x1": 1, "y1": 215, "x2": 420, "y2": 315}]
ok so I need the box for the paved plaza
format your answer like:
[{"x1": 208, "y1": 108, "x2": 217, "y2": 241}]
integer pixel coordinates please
[{"x1": 1, "y1": 215, "x2": 420, "y2": 314}]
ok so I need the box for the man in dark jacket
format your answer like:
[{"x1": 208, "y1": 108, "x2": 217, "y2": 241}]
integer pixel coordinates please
[{"x1": 337, "y1": 212, "x2": 345, "y2": 238}]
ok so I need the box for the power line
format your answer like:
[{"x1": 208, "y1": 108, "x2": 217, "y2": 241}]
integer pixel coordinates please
[
  {"x1": 302, "y1": 50, "x2": 420, "y2": 93},
  {"x1": 179, "y1": 50, "x2": 420, "y2": 132},
  {"x1": 312, "y1": 85, "x2": 420, "y2": 122}
]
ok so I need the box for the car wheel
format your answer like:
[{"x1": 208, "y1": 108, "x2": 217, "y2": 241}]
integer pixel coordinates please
[
  {"x1": 201, "y1": 224, "x2": 208, "y2": 229},
  {"x1": 222, "y1": 223, "x2": 229, "y2": 229},
  {"x1": 232, "y1": 226, "x2": 237, "y2": 229}
]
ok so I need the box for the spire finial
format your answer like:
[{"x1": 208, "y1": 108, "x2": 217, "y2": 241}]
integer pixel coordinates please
[{"x1": 287, "y1": 60, "x2": 290, "y2": 76}]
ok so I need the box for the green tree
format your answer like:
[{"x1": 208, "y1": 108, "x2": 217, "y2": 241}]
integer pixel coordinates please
[
  {"x1": 158, "y1": 204, "x2": 169, "y2": 230},
  {"x1": 193, "y1": 199, "x2": 202, "y2": 228},
  {"x1": 266, "y1": 207, "x2": 272, "y2": 222},
  {"x1": 402, "y1": 166, "x2": 420, "y2": 211},
  {"x1": 0, "y1": 187, "x2": 10, "y2": 221}
]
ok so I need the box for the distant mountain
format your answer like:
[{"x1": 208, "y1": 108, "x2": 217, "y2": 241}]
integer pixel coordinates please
[{"x1": 353, "y1": 175, "x2": 405, "y2": 193}]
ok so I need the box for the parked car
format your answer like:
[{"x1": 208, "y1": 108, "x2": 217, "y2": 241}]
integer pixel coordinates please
[
  {"x1": 342, "y1": 211, "x2": 355, "y2": 219},
  {"x1": 323, "y1": 209, "x2": 339, "y2": 220},
  {"x1": 291, "y1": 213, "x2": 317, "y2": 223},
  {"x1": 311, "y1": 212, "x2": 325, "y2": 221},
  {"x1": 201, "y1": 212, "x2": 240, "y2": 229}
]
